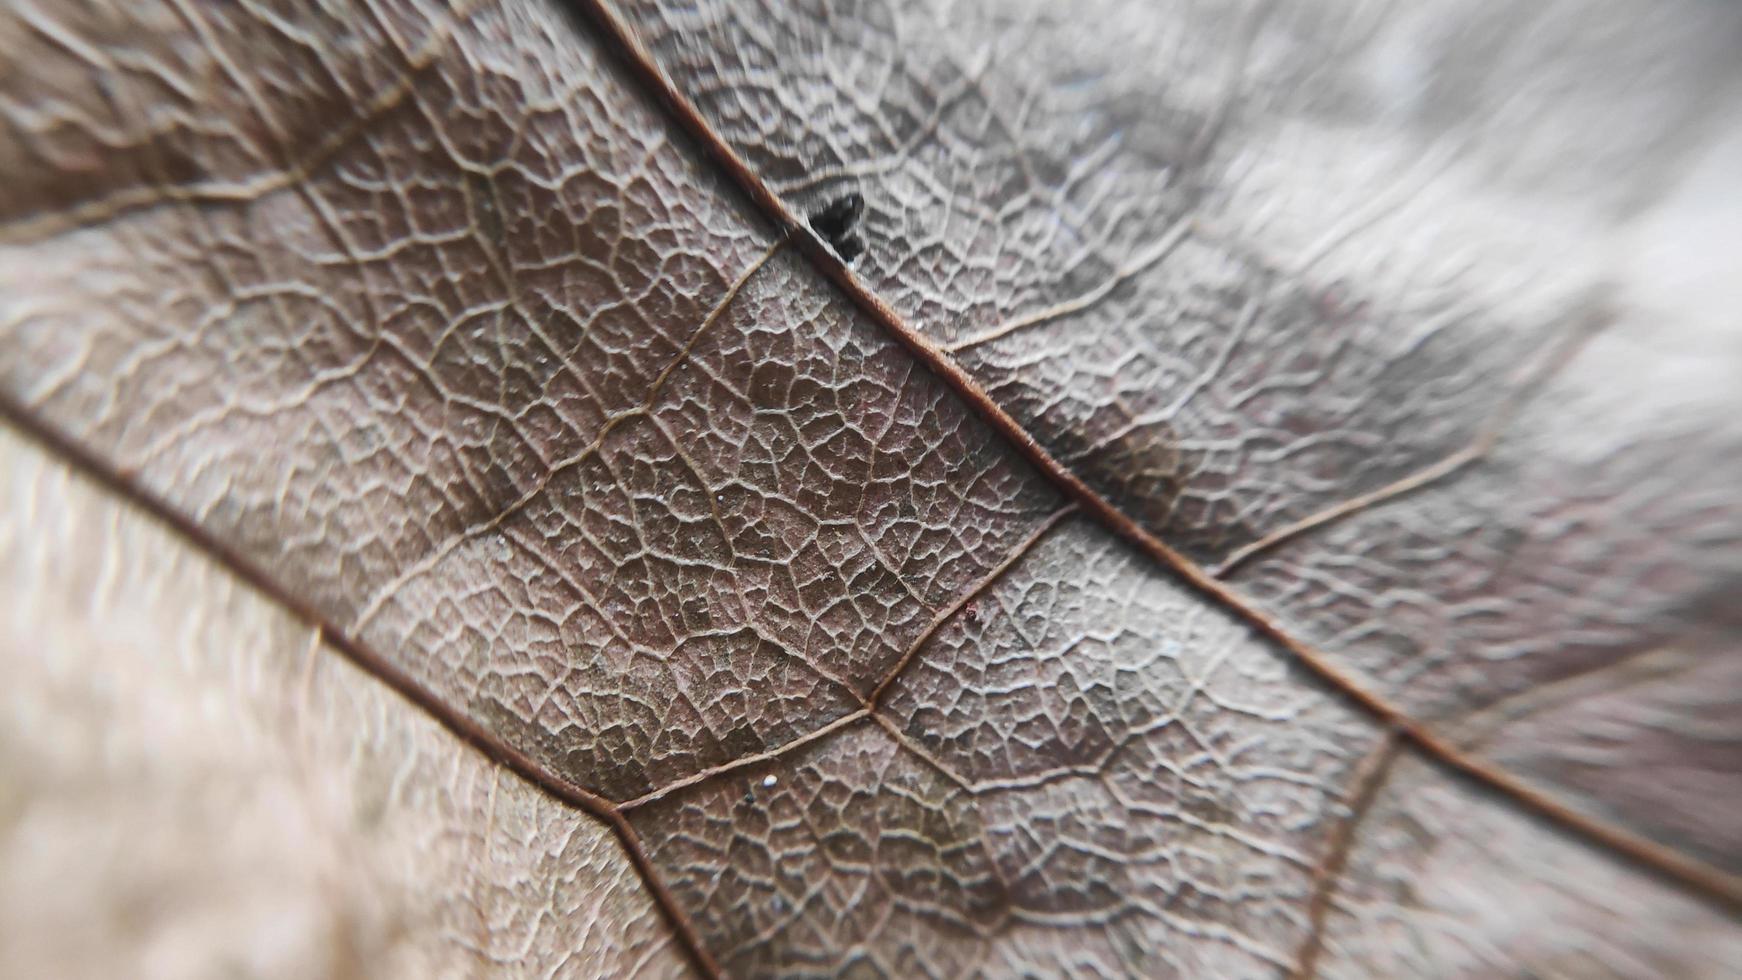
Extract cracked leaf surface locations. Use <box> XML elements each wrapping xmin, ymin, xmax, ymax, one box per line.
<box><xmin>1</xmin><ymin>0</ymin><xmax>1738</xmax><ymax>976</ymax></box>
<box><xmin>614</xmin><ymin>0</ymin><xmax>1742</xmax><ymax>915</ymax></box>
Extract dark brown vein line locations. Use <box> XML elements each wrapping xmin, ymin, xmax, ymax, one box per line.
<box><xmin>568</xmin><ymin>0</ymin><xmax>1742</xmax><ymax>912</ymax></box>
<box><xmin>941</xmin><ymin>216</ymin><xmax>1192</xmax><ymax>354</ymax></box>
<box><xmin>1293</xmin><ymin>730</ymin><xmax>1401</xmax><ymax>980</ymax></box>
<box><xmin>0</xmin><ymin>397</ymin><xmax>722</xmax><ymax>980</ymax></box>
<box><xmin>869</xmin><ymin>713</ymin><xmax>1112</xmax><ymax>801</ymax></box>
<box><xmin>869</xmin><ymin>712</ymin><xmax>975</xmax><ymax>793</ymax></box>
<box><xmin>867</xmin><ymin>502</ymin><xmax>1077</xmax><ymax>708</ymax></box>
<box><xmin>620</xmin><ymin>709</ymin><xmax>873</xmax><ymax>812</ymax></box>
<box><xmin>621</xmin><ymin>504</ymin><xmax>1077</xmax><ymax>813</ymax></box>
<box><xmin>1213</xmin><ymin>311</ymin><xmax>1608</xmax><ymax>577</ymax></box>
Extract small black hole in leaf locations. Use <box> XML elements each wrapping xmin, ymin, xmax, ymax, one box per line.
<box><xmin>809</xmin><ymin>191</ymin><xmax>866</xmax><ymax>262</ymax></box>
<box><xmin>808</xmin><ymin>191</ymin><xmax>864</xmax><ymax>241</ymax></box>
<box><xmin>833</xmin><ymin>232</ymin><xmax>864</xmax><ymax>264</ymax></box>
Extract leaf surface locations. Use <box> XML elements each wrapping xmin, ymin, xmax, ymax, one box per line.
<box><xmin>1</xmin><ymin>0</ymin><xmax>1737</xmax><ymax>976</ymax></box>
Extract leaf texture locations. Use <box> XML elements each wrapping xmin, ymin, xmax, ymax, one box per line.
<box><xmin>0</xmin><ymin>427</ymin><xmax>687</xmax><ymax>978</ymax></box>
<box><xmin>0</xmin><ymin>0</ymin><xmax>1738</xmax><ymax>977</ymax></box>
<box><xmin>606</xmin><ymin>0</ymin><xmax>1742</xmax><ymax>877</ymax></box>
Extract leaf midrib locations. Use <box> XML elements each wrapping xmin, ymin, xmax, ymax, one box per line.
<box><xmin>554</xmin><ymin>0</ymin><xmax>1742</xmax><ymax>914</ymax></box>
<box><xmin>9</xmin><ymin>1</ymin><xmax>1736</xmax><ymax>977</ymax></box>
<box><xmin>0</xmin><ymin>392</ymin><xmax>726</xmax><ymax>978</ymax></box>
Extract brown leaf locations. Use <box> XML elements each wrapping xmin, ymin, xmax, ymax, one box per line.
<box><xmin>2</xmin><ymin>0</ymin><xmax>1737</xmax><ymax>976</ymax></box>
